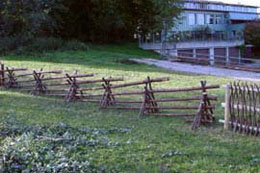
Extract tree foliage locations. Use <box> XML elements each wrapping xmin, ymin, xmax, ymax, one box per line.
<box><xmin>0</xmin><ymin>0</ymin><xmax>63</xmax><ymax>38</ymax></box>
<box><xmin>0</xmin><ymin>0</ymin><xmax>181</xmax><ymax>43</ymax></box>
<box><xmin>244</xmin><ymin>20</ymin><xmax>260</xmax><ymax>45</ymax></box>
<box><xmin>57</xmin><ymin>0</ymin><xmax>181</xmax><ymax>42</ymax></box>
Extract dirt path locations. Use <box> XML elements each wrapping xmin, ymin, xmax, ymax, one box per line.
<box><xmin>132</xmin><ymin>58</ymin><xmax>260</xmax><ymax>82</ymax></box>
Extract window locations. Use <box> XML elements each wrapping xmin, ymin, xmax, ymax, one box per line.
<box><xmin>206</xmin><ymin>15</ymin><xmax>210</xmax><ymax>24</ymax></box>
<box><xmin>181</xmin><ymin>16</ymin><xmax>187</xmax><ymax>25</ymax></box>
<box><xmin>200</xmin><ymin>3</ymin><xmax>207</xmax><ymax>9</ymax></box>
<box><xmin>197</xmin><ymin>14</ymin><xmax>205</xmax><ymax>25</ymax></box>
<box><xmin>224</xmin><ymin>14</ymin><xmax>229</xmax><ymax>24</ymax></box>
<box><xmin>206</xmin><ymin>14</ymin><xmax>215</xmax><ymax>24</ymax></box>
<box><xmin>188</xmin><ymin>14</ymin><xmax>195</xmax><ymax>25</ymax></box>
<box><xmin>215</xmin><ymin>14</ymin><xmax>222</xmax><ymax>24</ymax></box>
<box><xmin>232</xmin><ymin>30</ymin><xmax>236</xmax><ymax>37</ymax></box>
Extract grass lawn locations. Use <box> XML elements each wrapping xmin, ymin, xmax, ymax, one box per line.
<box><xmin>0</xmin><ymin>43</ymin><xmax>260</xmax><ymax>172</ymax></box>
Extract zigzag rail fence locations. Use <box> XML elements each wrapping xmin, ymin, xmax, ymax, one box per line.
<box><xmin>0</xmin><ymin>62</ymin><xmax>28</xmax><ymax>88</ymax></box>
<box><xmin>0</xmin><ymin>62</ymin><xmax>220</xmax><ymax>129</ymax></box>
<box><xmin>45</xmin><ymin>77</ymin><xmax>124</xmax><ymax>102</ymax></box>
<box><xmin>220</xmin><ymin>82</ymin><xmax>260</xmax><ymax>135</ymax></box>
<box><xmin>0</xmin><ymin>63</ymin><xmax>123</xmax><ymax>102</ymax></box>
<box><xmin>78</xmin><ymin>76</ymin><xmax>220</xmax><ymax>129</ymax></box>
<box><xmin>79</xmin><ymin>76</ymin><xmax>170</xmax><ymax>107</ymax></box>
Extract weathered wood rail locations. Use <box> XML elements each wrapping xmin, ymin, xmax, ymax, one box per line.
<box><xmin>0</xmin><ymin>62</ymin><xmax>220</xmax><ymax>130</ymax></box>
<box><xmin>79</xmin><ymin>76</ymin><xmax>219</xmax><ymax>129</ymax></box>
<box><xmin>0</xmin><ymin>63</ymin><xmax>28</xmax><ymax>88</ymax></box>
<box><xmin>81</xmin><ymin>77</ymin><xmax>170</xmax><ymax>107</ymax></box>
<box><xmin>0</xmin><ymin>63</ymin><xmax>125</xmax><ymax>102</ymax></box>
<box><xmin>46</xmin><ymin>77</ymin><xmax>124</xmax><ymax>102</ymax></box>
<box><xmin>220</xmin><ymin>82</ymin><xmax>260</xmax><ymax>135</ymax></box>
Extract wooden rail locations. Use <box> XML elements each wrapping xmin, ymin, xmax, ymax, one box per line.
<box><xmin>106</xmin><ymin>105</ymin><xmax>215</xmax><ymax>110</ymax></box>
<box><xmin>72</xmin><ymin>85</ymin><xmax>220</xmax><ymax>97</ymax></box>
<box><xmin>85</xmin><ymin>77</ymin><xmax>219</xmax><ymax>129</ymax></box>
<box><xmin>19</xmin><ymin>73</ymin><xmax>96</xmax><ymax>83</ymax></box>
<box><xmin>0</xmin><ymin>68</ymin><xmax>27</xmax><ymax>72</ymax></box>
<box><xmin>0</xmin><ymin>63</ymin><xmax>219</xmax><ymax>130</ymax></box>
<box><xmin>15</xmin><ymin>70</ymin><xmax>62</xmax><ymax>78</ymax></box>
<box><xmin>22</xmin><ymin>78</ymin><xmax>123</xmax><ymax>88</ymax></box>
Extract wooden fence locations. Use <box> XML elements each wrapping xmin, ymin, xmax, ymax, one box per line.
<box><xmin>0</xmin><ymin>63</ymin><xmax>123</xmax><ymax>102</ymax></box>
<box><xmin>0</xmin><ymin>62</ymin><xmax>221</xmax><ymax>129</ymax></box>
<box><xmin>46</xmin><ymin>76</ymin><xmax>124</xmax><ymax>102</ymax></box>
<box><xmin>0</xmin><ymin>63</ymin><xmax>29</xmax><ymax>87</ymax></box>
<box><xmin>220</xmin><ymin>82</ymin><xmax>260</xmax><ymax>135</ymax></box>
<box><xmin>79</xmin><ymin>77</ymin><xmax>220</xmax><ymax>129</ymax></box>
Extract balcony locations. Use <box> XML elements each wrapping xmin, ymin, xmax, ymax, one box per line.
<box><xmin>140</xmin><ymin>31</ymin><xmax>244</xmax><ymax>44</ymax></box>
<box><xmin>139</xmin><ymin>31</ymin><xmax>244</xmax><ymax>51</ymax></box>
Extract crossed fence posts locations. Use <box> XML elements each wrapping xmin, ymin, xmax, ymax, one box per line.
<box><xmin>4</xmin><ymin>61</ymin><xmax>260</xmax><ymax>135</ymax></box>
<box><xmin>0</xmin><ymin>62</ymin><xmax>221</xmax><ymax>130</ymax></box>
<box><xmin>139</xmin><ymin>78</ymin><xmax>160</xmax><ymax>116</ymax></box>
<box><xmin>191</xmin><ymin>81</ymin><xmax>216</xmax><ymax>129</ymax></box>
<box><xmin>0</xmin><ymin>64</ymin><xmax>27</xmax><ymax>88</ymax></box>
<box><xmin>98</xmin><ymin>76</ymin><xmax>219</xmax><ymax>129</ymax></box>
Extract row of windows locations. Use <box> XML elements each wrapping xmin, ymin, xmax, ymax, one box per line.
<box><xmin>186</xmin><ymin>13</ymin><xmax>228</xmax><ymax>25</ymax></box>
<box><xmin>184</xmin><ymin>2</ymin><xmax>257</xmax><ymax>13</ymax></box>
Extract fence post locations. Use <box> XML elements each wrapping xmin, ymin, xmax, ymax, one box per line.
<box><xmin>224</xmin><ymin>84</ymin><xmax>231</xmax><ymax>130</ymax></box>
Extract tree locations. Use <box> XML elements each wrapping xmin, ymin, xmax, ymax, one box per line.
<box><xmin>244</xmin><ymin>20</ymin><xmax>260</xmax><ymax>45</ymax></box>
<box><xmin>0</xmin><ymin>0</ymin><xmax>181</xmax><ymax>43</ymax></box>
<box><xmin>56</xmin><ymin>0</ymin><xmax>182</xmax><ymax>43</ymax></box>
<box><xmin>0</xmin><ymin>0</ymin><xmax>62</xmax><ymax>38</ymax></box>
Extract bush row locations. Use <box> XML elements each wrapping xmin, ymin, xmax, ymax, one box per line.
<box><xmin>0</xmin><ymin>37</ymin><xmax>89</xmax><ymax>55</ymax></box>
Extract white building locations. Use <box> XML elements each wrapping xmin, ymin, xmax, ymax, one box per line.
<box><xmin>140</xmin><ymin>0</ymin><xmax>260</xmax><ymax>65</ymax></box>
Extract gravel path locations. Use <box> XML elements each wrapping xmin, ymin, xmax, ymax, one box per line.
<box><xmin>132</xmin><ymin>58</ymin><xmax>260</xmax><ymax>82</ymax></box>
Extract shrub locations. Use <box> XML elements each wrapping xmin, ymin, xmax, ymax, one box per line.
<box><xmin>0</xmin><ymin>35</ymin><xmax>31</xmax><ymax>54</ymax></box>
<box><xmin>0</xmin><ymin>121</ymin><xmax>130</xmax><ymax>172</ymax></box>
<box><xmin>24</xmin><ymin>37</ymin><xmax>65</xmax><ymax>53</ymax></box>
<box><xmin>62</xmin><ymin>40</ymin><xmax>89</xmax><ymax>51</ymax></box>
<box><xmin>245</xmin><ymin>20</ymin><xmax>260</xmax><ymax>45</ymax></box>
<box><xmin>0</xmin><ymin>37</ymin><xmax>89</xmax><ymax>55</ymax></box>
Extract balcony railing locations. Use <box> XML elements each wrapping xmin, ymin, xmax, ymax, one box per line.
<box><xmin>139</xmin><ymin>31</ymin><xmax>244</xmax><ymax>44</ymax></box>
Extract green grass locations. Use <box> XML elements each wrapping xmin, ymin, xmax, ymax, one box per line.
<box><xmin>1</xmin><ymin>43</ymin><xmax>260</xmax><ymax>172</ymax></box>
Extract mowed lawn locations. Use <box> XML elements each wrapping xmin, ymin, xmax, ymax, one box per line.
<box><xmin>0</xmin><ymin>44</ymin><xmax>260</xmax><ymax>172</ymax></box>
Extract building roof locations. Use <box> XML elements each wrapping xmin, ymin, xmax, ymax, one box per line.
<box><xmin>185</xmin><ymin>0</ymin><xmax>259</xmax><ymax>8</ymax></box>
<box><xmin>229</xmin><ymin>12</ymin><xmax>259</xmax><ymax>20</ymax></box>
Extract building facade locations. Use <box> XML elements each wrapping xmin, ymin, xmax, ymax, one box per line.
<box><xmin>168</xmin><ymin>0</ymin><xmax>259</xmax><ymax>42</ymax></box>
<box><xmin>140</xmin><ymin>0</ymin><xmax>260</xmax><ymax>65</ymax></box>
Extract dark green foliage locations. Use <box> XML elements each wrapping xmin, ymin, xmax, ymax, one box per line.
<box><xmin>0</xmin><ymin>37</ymin><xmax>89</xmax><ymax>55</ymax></box>
<box><xmin>62</xmin><ymin>40</ymin><xmax>90</xmax><ymax>51</ymax></box>
<box><xmin>0</xmin><ymin>0</ymin><xmax>181</xmax><ymax>45</ymax></box>
<box><xmin>58</xmin><ymin>0</ymin><xmax>181</xmax><ymax>43</ymax></box>
<box><xmin>0</xmin><ymin>36</ymin><xmax>31</xmax><ymax>53</ymax></box>
<box><xmin>23</xmin><ymin>37</ymin><xmax>65</xmax><ymax>52</ymax></box>
<box><xmin>0</xmin><ymin>0</ymin><xmax>61</xmax><ymax>37</ymax></box>
<box><xmin>19</xmin><ymin>37</ymin><xmax>89</xmax><ymax>53</ymax></box>
<box><xmin>0</xmin><ymin>0</ymin><xmax>67</xmax><ymax>54</ymax></box>
<box><xmin>0</xmin><ymin>119</ymin><xmax>130</xmax><ymax>172</ymax></box>
<box><xmin>244</xmin><ymin>20</ymin><xmax>260</xmax><ymax>45</ymax></box>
